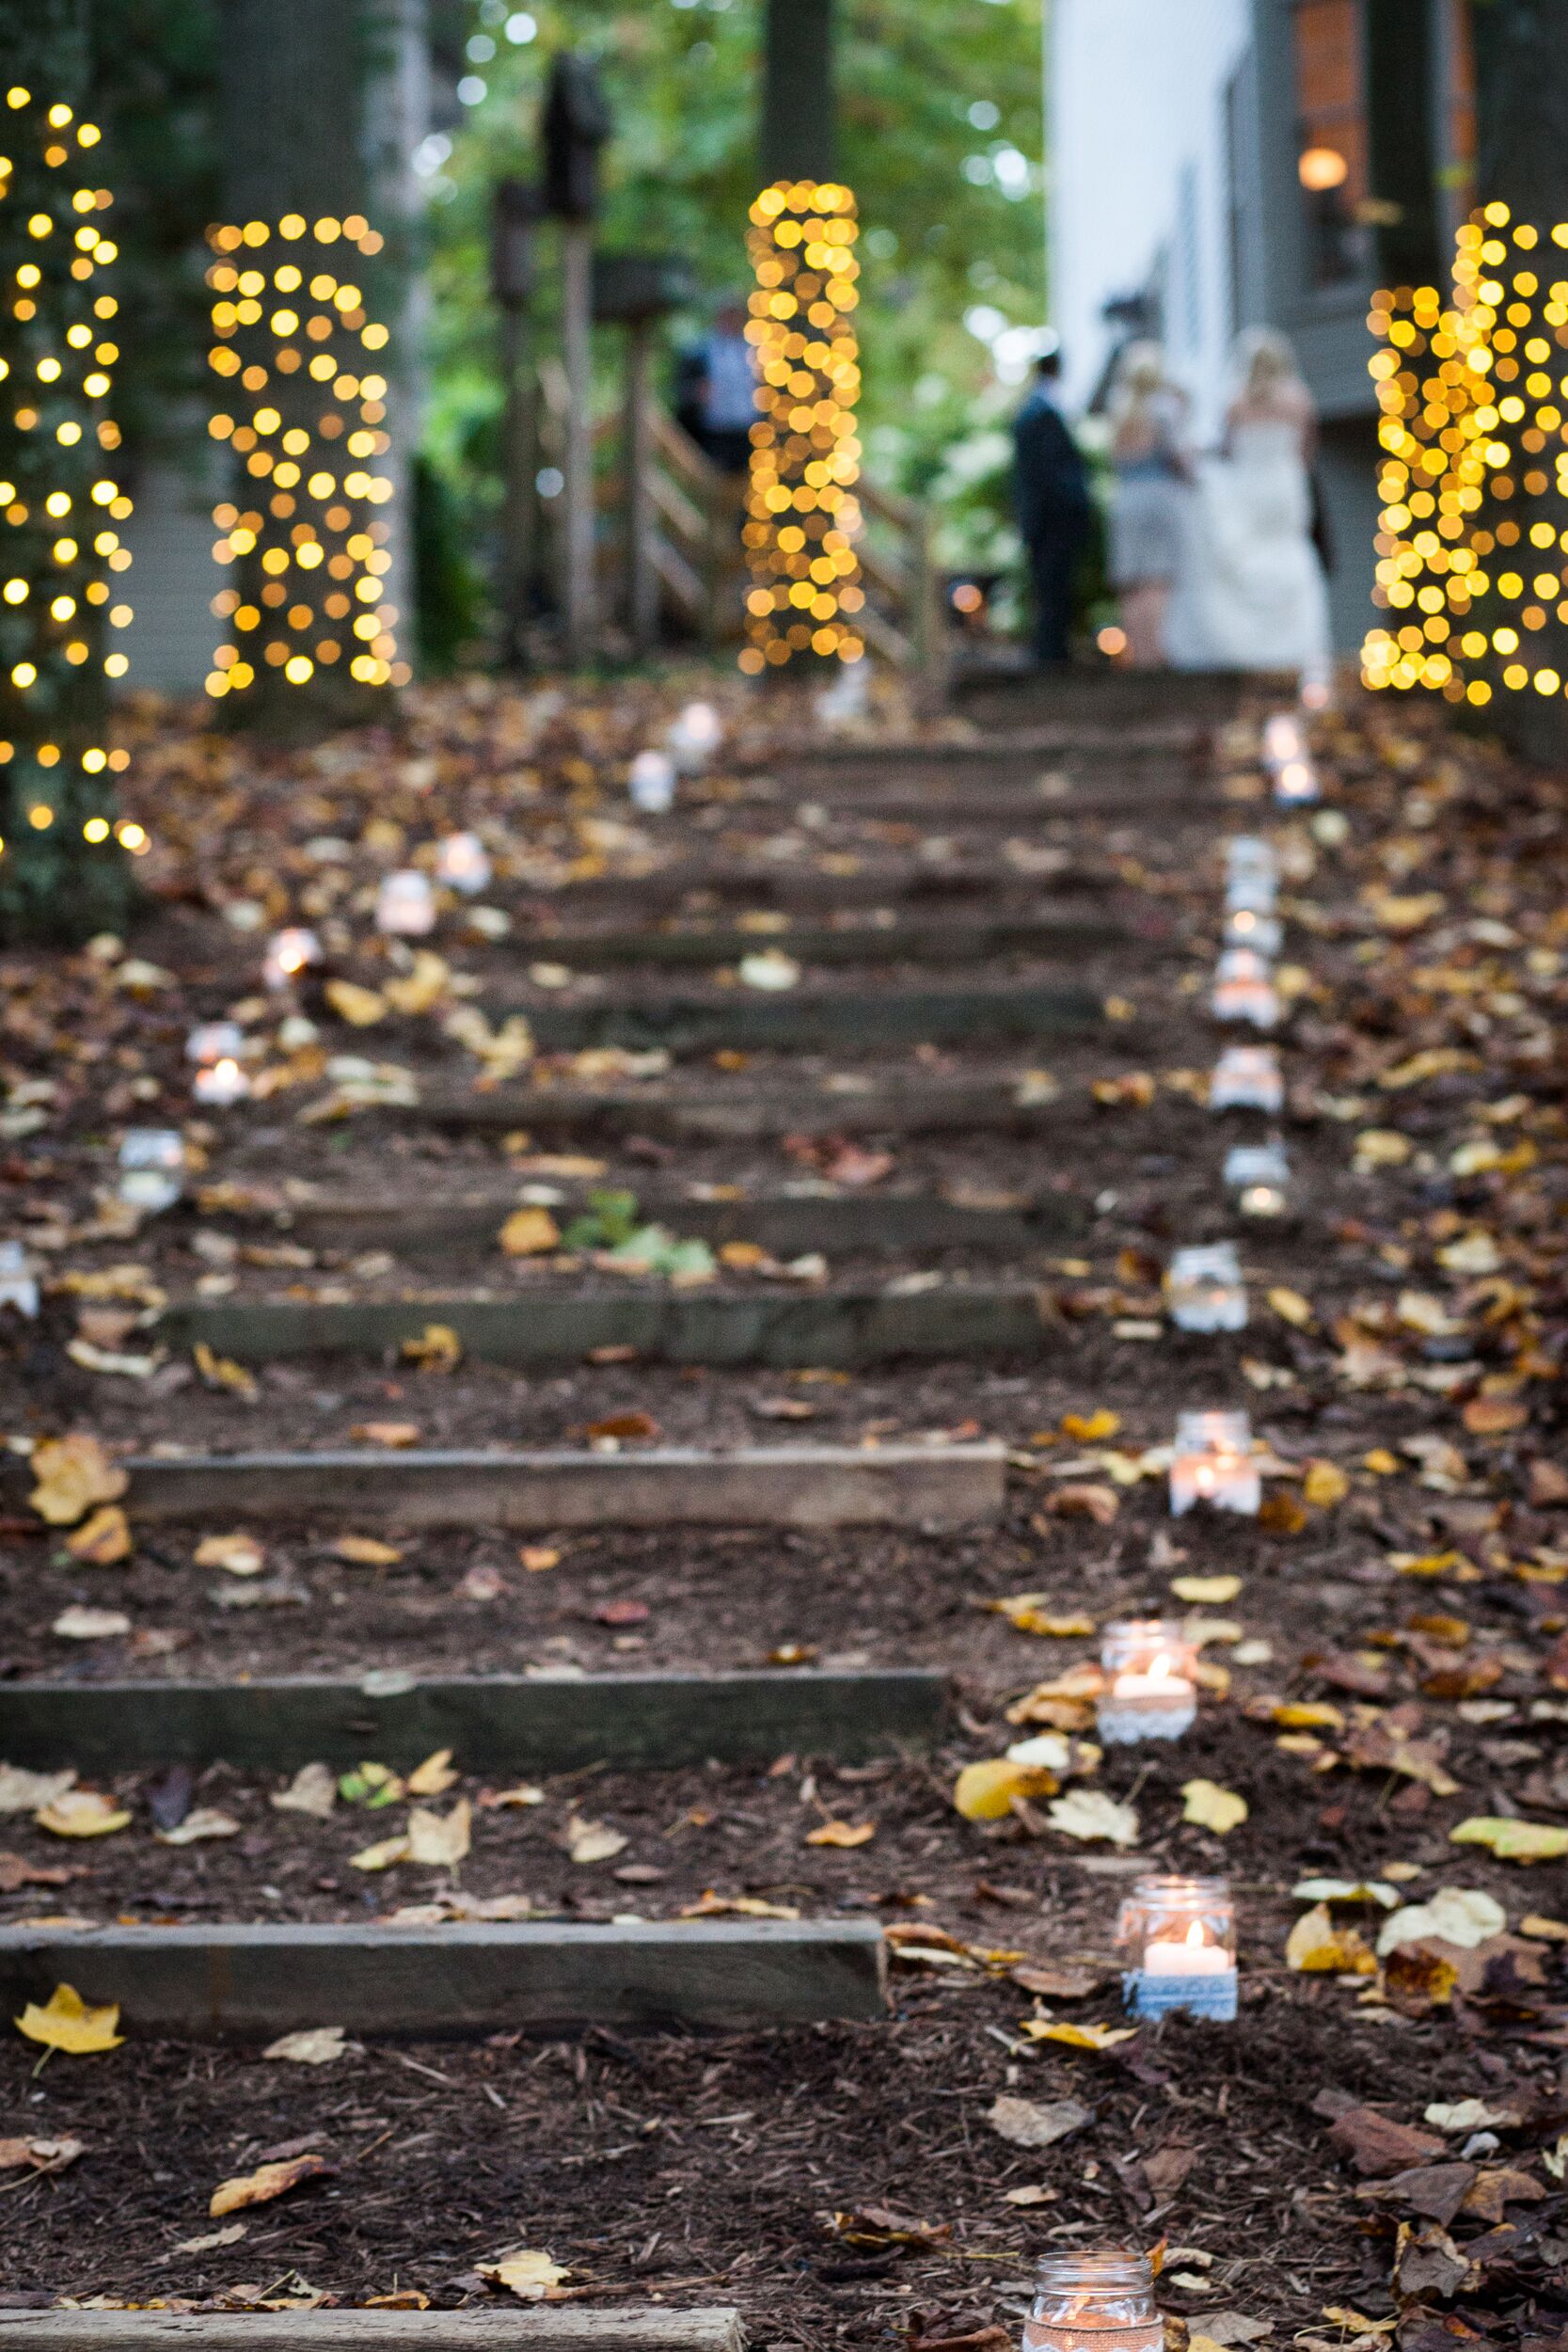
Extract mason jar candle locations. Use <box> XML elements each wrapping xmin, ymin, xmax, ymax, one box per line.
<box><xmin>1022</xmin><ymin>2249</ymin><xmax>1164</xmax><ymax>2352</ymax></box>
<box><xmin>263</xmin><ymin>926</ymin><xmax>323</xmax><ymax>991</ymax></box>
<box><xmin>375</xmin><ymin>868</ymin><xmax>436</xmax><ymax>936</ymax></box>
<box><xmin>1098</xmin><ymin>1620</ymin><xmax>1198</xmax><ymax>1745</ymax></box>
<box><xmin>1211</xmin><ymin>946</ymin><xmax>1279</xmax><ymax>1029</ymax></box>
<box><xmin>1169</xmin><ymin>1408</ymin><xmax>1259</xmax><ymax>1516</ymax></box>
<box><xmin>1165</xmin><ymin>1242</ymin><xmax>1247</xmax><ymax>1333</ymax></box>
<box><xmin>1117</xmin><ymin>1875</ymin><xmax>1237</xmax><ymax>2021</ymax></box>
<box><xmin>1209</xmin><ymin>1043</ymin><xmax>1282</xmax><ymax>1114</ymax></box>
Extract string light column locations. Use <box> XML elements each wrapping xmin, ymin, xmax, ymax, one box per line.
<box><xmin>0</xmin><ymin>69</ymin><xmax>138</xmax><ymax>938</ymax></box>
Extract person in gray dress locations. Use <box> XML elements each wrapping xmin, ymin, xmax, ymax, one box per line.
<box><xmin>1108</xmin><ymin>342</ymin><xmax>1192</xmax><ymax>667</ymax></box>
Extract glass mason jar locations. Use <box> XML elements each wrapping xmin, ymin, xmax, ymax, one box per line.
<box><xmin>1022</xmin><ymin>2249</ymin><xmax>1163</xmax><ymax>2352</ymax></box>
<box><xmin>1165</xmin><ymin>1242</ymin><xmax>1247</xmax><ymax>1332</ymax></box>
<box><xmin>1117</xmin><ymin>1874</ymin><xmax>1238</xmax><ymax>2021</ymax></box>
<box><xmin>1098</xmin><ymin>1619</ymin><xmax>1198</xmax><ymax>1744</ymax></box>
<box><xmin>1169</xmin><ymin>1408</ymin><xmax>1259</xmax><ymax>1517</ymax></box>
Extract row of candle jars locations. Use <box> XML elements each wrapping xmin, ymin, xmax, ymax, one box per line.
<box><xmin>1261</xmin><ymin>710</ymin><xmax>1321</xmax><ymax>805</ymax></box>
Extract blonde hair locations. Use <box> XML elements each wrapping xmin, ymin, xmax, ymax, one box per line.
<box><xmin>1111</xmin><ymin>340</ymin><xmax>1171</xmax><ymax>430</ymax></box>
<box><xmin>1235</xmin><ymin>326</ymin><xmax>1302</xmax><ymax>402</ymax></box>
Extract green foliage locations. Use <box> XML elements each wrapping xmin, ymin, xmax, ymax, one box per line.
<box><xmin>424</xmin><ymin>0</ymin><xmax>1046</xmax><ymax>589</ymax></box>
<box><xmin>562</xmin><ymin>1186</ymin><xmax>717</xmax><ymax>1279</ymax></box>
<box><xmin>562</xmin><ymin>1185</ymin><xmax>641</xmax><ymax>1249</ymax></box>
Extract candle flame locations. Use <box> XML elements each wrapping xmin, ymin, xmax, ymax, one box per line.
<box><xmin>1184</xmin><ymin>1919</ymin><xmax>1207</xmax><ymax>1947</ymax></box>
<box><xmin>1149</xmin><ymin>1652</ymin><xmax>1171</xmax><ymax>1683</ymax></box>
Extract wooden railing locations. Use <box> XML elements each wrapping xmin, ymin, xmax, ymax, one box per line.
<box><xmin>535</xmin><ymin>363</ymin><xmax>942</xmax><ymax>677</ymax></box>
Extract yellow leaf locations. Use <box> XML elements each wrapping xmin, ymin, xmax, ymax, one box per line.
<box><xmin>35</xmin><ymin>1788</ymin><xmax>131</xmax><ymax>1838</ymax></box>
<box><xmin>499</xmin><ymin>1206</ymin><xmax>561</xmax><ymax>1258</ymax></box>
<box><xmin>400</xmin><ymin>1322</ymin><xmax>463</xmax><ymax>1373</ymax></box>
<box><xmin>1061</xmin><ymin>1408</ymin><xmax>1120</xmax><ymax>1442</ymax></box>
<box><xmin>1048</xmin><ymin>1790</ymin><xmax>1140</xmax><ymax>1847</ymax></box>
<box><xmin>564</xmin><ymin>1814</ymin><xmax>626</xmax><ymax>1865</ymax></box>
<box><xmin>805</xmin><ymin>1819</ymin><xmax>876</xmax><ymax>1848</ymax></box>
<box><xmin>325</xmin><ymin>977</ymin><xmax>388</xmax><ymax>1027</ymax></box>
<box><xmin>479</xmin><ymin>2250</ymin><xmax>569</xmax><ymax>2302</ymax></box>
<box><xmin>14</xmin><ymin>1982</ymin><xmax>122</xmax><ymax>2054</ymax></box>
<box><xmin>28</xmin><ymin>1433</ymin><xmax>127</xmax><ymax>1526</ymax></box>
<box><xmin>63</xmin><ymin>1504</ymin><xmax>132</xmax><ymax>1565</ymax></box>
<box><xmin>1171</xmin><ymin>1573</ymin><xmax>1242</xmax><ymax>1603</ymax></box>
<box><xmin>1268</xmin><ymin>1286</ymin><xmax>1314</xmax><ymax>1328</ymax></box>
<box><xmin>406</xmin><ymin>1799</ymin><xmax>471</xmax><ymax>1867</ymax></box>
<box><xmin>1181</xmin><ymin>1779</ymin><xmax>1248</xmax><ymax>1834</ymax></box>
<box><xmin>194</xmin><ymin>1532</ymin><xmax>266</xmax><ymax>1578</ymax></box>
<box><xmin>349</xmin><ymin>1835</ymin><xmax>411</xmax><ymax>1872</ymax></box>
<box><xmin>520</xmin><ymin>1545</ymin><xmax>560</xmax><ymax>1572</ymax></box>
<box><xmin>383</xmin><ymin>952</ymin><xmax>451</xmax><ymax>1017</ymax></box>
<box><xmin>350</xmin><ymin>1420</ymin><xmax>422</xmax><ymax>1448</ymax></box>
<box><xmin>405</xmin><ymin>1749</ymin><xmax>459</xmax><ymax>1798</ymax></box>
<box><xmin>210</xmin><ymin>2153</ymin><xmax>332</xmax><ymax>2217</ymax></box>
<box><xmin>953</xmin><ymin>1759</ymin><xmax>1058</xmax><ymax>1821</ymax></box>
<box><xmin>1019</xmin><ymin>2020</ymin><xmax>1137</xmax><ymax>2050</ymax></box>
<box><xmin>1354</xmin><ymin>1128</ymin><xmax>1412</xmax><ymax>1168</ymax></box>
<box><xmin>1285</xmin><ymin>1902</ymin><xmax>1376</xmax><ymax>1974</ymax></box>
<box><xmin>1450</xmin><ymin>1817</ymin><xmax>1568</xmax><ymax>1864</ymax></box>
<box><xmin>988</xmin><ymin>1595</ymin><xmax>1096</xmax><ymax>1638</ymax></box>
<box><xmin>1304</xmin><ymin>1459</ymin><xmax>1349</xmax><ymax>1508</ymax></box>
<box><xmin>333</xmin><ymin>1534</ymin><xmax>404</xmax><ymax>1565</ymax></box>
<box><xmin>1522</xmin><ymin>1914</ymin><xmax>1568</xmax><ymax>1941</ymax></box>
<box><xmin>1363</xmin><ymin>1448</ymin><xmax>1401</xmax><ymax>1474</ymax></box>
<box><xmin>1270</xmin><ymin>1701</ymin><xmax>1344</xmax><ymax>1729</ymax></box>
<box><xmin>193</xmin><ymin>1342</ymin><xmax>258</xmax><ymax>1399</ymax></box>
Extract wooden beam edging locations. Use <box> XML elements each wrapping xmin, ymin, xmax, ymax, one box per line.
<box><xmin>158</xmin><ymin>1288</ymin><xmax>1055</xmax><ymax>1369</ymax></box>
<box><xmin>0</xmin><ymin>1668</ymin><xmax>949</xmax><ymax>1772</ymax></box>
<box><xmin>0</xmin><ymin>1919</ymin><xmax>890</xmax><ymax>2036</ymax></box>
<box><xmin>0</xmin><ymin>2320</ymin><xmax>746</xmax><ymax>2352</ymax></box>
<box><xmin>407</xmin><ymin>1079</ymin><xmax>1075</xmax><ymax>1142</ymax></box>
<box><xmin>515</xmin><ymin>980</ymin><xmax>1107</xmax><ymax>1055</ymax></box>
<box><xmin>481</xmin><ymin>911</ymin><xmax>1127</xmax><ymax>970</ymax></box>
<box><xmin>58</xmin><ymin>1442</ymin><xmax>1006</xmax><ymax>1530</ymax></box>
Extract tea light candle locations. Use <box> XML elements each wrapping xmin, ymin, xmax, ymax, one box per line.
<box><xmin>262</xmin><ymin>926</ymin><xmax>323</xmax><ymax>991</ymax></box>
<box><xmin>666</xmin><ymin>700</ymin><xmax>723</xmax><ymax>772</ymax></box>
<box><xmin>1225</xmin><ymin>1138</ymin><xmax>1290</xmax><ymax>1219</ymax></box>
<box><xmin>1169</xmin><ymin>1407</ymin><xmax>1259</xmax><ymax>1516</ymax></box>
<box><xmin>0</xmin><ymin>1239</ymin><xmax>40</xmax><ymax>1318</ymax></box>
<box><xmin>185</xmin><ymin>1020</ymin><xmax>244</xmax><ymax>1068</ymax></box>
<box><xmin>376</xmin><ymin>869</ymin><xmax>436</xmax><ymax>936</ymax></box>
<box><xmin>1209</xmin><ymin>1043</ymin><xmax>1283</xmax><ymax>1114</ymax></box>
<box><xmin>118</xmin><ymin>1127</ymin><xmax>186</xmax><ymax>1214</ymax></box>
<box><xmin>435</xmin><ymin>832</ymin><xmax>492</xmax><ymax>894</ymax></box>
<box><xmin>1098</xmin><ymin>1620</ymin><xmax>1198</xmax><ymax>1744</ymax></box>
<box><xmin>192</xmin><ymin>1056</ymin><xmax>251</xmax><ymax>1106</ymax></box>
<box><xmin>1212</xmin><ymin>946</ymin><xmax>1279</xmax><ymax>1029</ymax></box>
<box><xmin>1022</xmin><ymin>2249</ymin><xmax>1163</xmax><ymax>2352</ymax></box>
<box><xmin>628</xmin><ymin>749</ymin><xmax>677</xmax><ymax>813</ymax></box>
<box><xmin>1165</xmin><ymin>1242</ymin><xmax>1247</xmax><ymax>1333</ymax></box>
<box><xmin>1224</xmin><ymin>905</ymin><xmax>1282</xmax><ymax>957</ymax></box>
<box><xmin>1117</xmin><ymin>1875</ymin><xmax>1237</xmax><ymax>2021</ymax></box>
<box><xmin>1261</xmin><ymin>712</ymin><xmax>1304</xmax><ymax>769</ymax></box>
<box><xmin>1275</xmin><ymin>755</ymin><xmax>1321</xmax><ymax>805</ymax></box>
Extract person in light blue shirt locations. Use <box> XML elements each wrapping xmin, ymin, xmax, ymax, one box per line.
<box><xmin>676</xmin><ymin>299</ymin><xmax>759</xmax><ymax>475</ymax></box>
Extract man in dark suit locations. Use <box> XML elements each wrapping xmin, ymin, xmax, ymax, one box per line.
<box><xmin>1013</xmin><ymin>343</ymin><xmax>1091</xmax><ymax>669</ymax></box>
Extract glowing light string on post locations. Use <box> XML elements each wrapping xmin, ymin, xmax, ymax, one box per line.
<box><xmin>740</xmin><ymin>179</ymin><xmax>865</xmax><ymax>674</ymax></box>
<box><xmin>0</xmin><ymin>81</ymin><xmax>136</xmax><ymax>862</ymax></box>
<box><xmin>203</xmin><ymin>211</ymin><xmax>408</xmax><ymax>702</ymax></box>
<box><xmin>1363</xmin><ymin>202</ymin><xmax>1568</xmax><ymax>707</ymax></box>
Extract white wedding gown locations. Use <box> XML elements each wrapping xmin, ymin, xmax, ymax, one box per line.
<box><xmin>1167</xmin><ymin>419</ymin><xmax>1331</xmax><ymax>673</ymax></box>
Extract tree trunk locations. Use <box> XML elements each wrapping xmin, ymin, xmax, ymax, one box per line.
<box><xmin>0</xmin><ymin>0</ymin><xmax>138</xmax><ymax>941</ymax></box>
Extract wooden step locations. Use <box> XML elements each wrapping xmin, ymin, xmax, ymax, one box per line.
<box><xmin>508</xmin><ymin>860</ymin><xmax>1114</xmax><ymax>912</ymax></box>
<box><xmin>514</xmin><ymin>979</ymin><xmax>1107</xmax><ymax>1055</ymax></box>
<box><xmin>0</xmin><ymin>1917</ymin><xmax>889</xmax><ymax>2035</ymax></box>
<box><xmin>36</xmin><ymin>1442</ymin><xmax>1005</xmax><ymax>1529</ymax></box>
<box><xmin>750</xmin><ymin>720</ymin><xmax>1203</xmax><ymax>767</ymax></box>
<box><xmin>1</xmin><ymin>1667</ymin><xmax>948</xmax><ymax>1772</ymax></box>
<box><xmin>0</xmin><ymin>2317</ymin><xmax>746</xmax><ymax>2352</ymax></box>
<box><xmin>217</xmin><ymin>1184</ymin><xmax>1085</xmax><ymax>1259</ymax></box>
<box><xmin>406</xmin><ymin>1075</ymin><xmax>1083</xmax><ymax>1142</ymax></box>
<box><xmin>160</xmin><ymin>1285</ymin><xmax>1054</xmax><ymax>1369</ymax></box>
<box><xmin>489</xmin><ymin>909</ymin><xmax>1128</xmax><ymax>971</ymax></box>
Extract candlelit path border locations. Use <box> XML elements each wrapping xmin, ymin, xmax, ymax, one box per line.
<box><xmin>479</xmin><ymin>911</ymin><xmax>1129</xmax><ymax>973</ymax></box>
<box><xmin>482</xmin><ymin>982</ymin><xmax>1108</xmax><ymax>1057</ymax></box>
<box><xmin>218</xmin><ymin>1184</ymin><xmax>1086</xmax><ymax>1258</ymax></box>
<box><xmin>400</xmin><ymin>1076</ymin><xmax>1100</xmax><ymax>1144</ymax></box>
<box><xmin>160</xmin><ymin>1286</ymin><xmax>1065</xmax><ymax>1370</ymax></box>
<box><xmin>0</xmin><ymin>1920</ymin><xmax>888</xmax><ymax>2037</ymax></box>
<box><xmin>0</xmin><ymin>2317</ymin><xmax>746</xmax><ymax>2352</ymax></box>
<box><xmin>0</xmin><ymin>1668</ymin><xmax>947</xmax><ymax>1773</ymax></box>
<box><xmin>5</xmin><ymin>1443</ymin><xmax>1004</xmax><ymax>1530</ymax></box>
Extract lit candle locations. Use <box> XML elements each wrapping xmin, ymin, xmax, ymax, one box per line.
<box><xmin>118</xmin><ymin>1127</ymin><xmax>186</xmax><ymax>1214</ymax></box>
<box><xmin>435</xmin><ymin>831</ymin><xmax>492</xmax><ymax>894</ymax></box>
<box><xmin>1098</xmin><ymin>1620</ymin><xmax>1198</xmax><ymax>1744</ymax></box>
<box><xmin>192</xmin><ymin>1056</ymin><xmax>251</xmax><ymax>1106</ymax></box>
<box><xmin>1225</xmin><ymin>1138</ymin><xmax>1291</xmax><ymax>1219</ymax></box>
<box><xmin>1117</xmin><ymin>1876</ymin><xmax>1237</xmax><ymax>2021</ymax></box>
<box><xmin>263</xmin><ymin>926</ymin><xmax>323</xmax><ymax>991</ymax></box>
<box><xmin>0</xmin><ymin>1239</ymin><xmax>39</xmax><ymax>1319</ymax></box>
<box><xmin>1022</xmin><ymin>2249</ymin><xmax>1163</xmax><ymax>2352</ymax></box>
<box><xmin>1165</xmin><ymin>1242</ymin><xmax>1247</xmax><ymax>1333</ymax></box>
<box><xmin>1261</xmin><ymin>712</ymin><xmax>1303</xmax><ymax>768</ymax></box>
<box><xmin>627</xmin><ymin>748</ymin><xmax>677</xmax><ymax>813</ymax></box>
<box><xmin>1224</xmin><ymin>906</ymin><xmax>1282</xmax><ymax>956</ymax></box>
<box><xmin>1211</xmin><ymin>947</ymin><xmax>1279</xmax><ymax>1029</ymax></box>
<box><xmin>376</xmin><ymin>869</ymin><xmax>436</xmax><ymax>936</ymax></box>
<box><xmin>185</xmin><ymin>1020</ymin><xmax>244</xmax><ymax>1068</ymax></box>
<box><xmin>1275</xmin><ymin>755</ymin><xmax>1321</xmax><ymax>805</ymax></box>
<box><xmin>1209</xmin><ymin>1043</ymin><xmax>1283</xmax><ymax>1114</ymax></box>
<box><xmin>1169</xmin><ymin>1408</ymin><xmax>1259</xmax><ymax>1516</ymax></box>
<box><xmin>666</xmin><ymin>699</ymin><xmax>723</xmax><ymax>773</ymax></box>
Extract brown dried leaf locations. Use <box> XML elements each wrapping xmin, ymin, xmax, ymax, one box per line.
<box><xmin>209</xmin><ymin>2153</ymin><xmax>333</xmax><ymax>2217</ymax></box>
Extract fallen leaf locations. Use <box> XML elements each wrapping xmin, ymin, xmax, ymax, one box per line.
<box><xmin>0</xmin><ymin>1767</ymin><xmax>74</xmax><ymax>1814</ymax></box>
<box><xmin>565</xmin><ymin>1814</ymin><xmax>626</xmax><ymax>1865</ymax></box>
<box><xmin>1450</xmin><ymin>1817</ymin><xmax>1568</xmax><ymax>1863</ymax></box>
<box><xmin>262</xmin><ymin>2026</ymin><xmax>353</xmax><ymax>2066</ymax></box>
<box><xmin>271</xmin><ymin>1762</ymin><xmax>336</xmax><ymax>1819</ymax></box>
<box><xmin>401</xmin><ymin>1323</ymin><xmax>463</xmax><ymax>1373</ymax></box>
<box><xmin>988</xmin><ymin>2094</ymin><xmax>1092</xmax><ymax>2148</ymax></box>
<box><xmin>1048</xmin><ymin>1790</ymin><xmax>1139</xmax><ymax>1847</ymax></box>
<box><xmin>14</xmin><ymin>1983</ymin><xmax>122</xmax><ymax>2054</ymax></box>
<box><xmin>1304</xmin><ymin>1460</ymin><xmax>1350</xmax><ymax>1507</ymax></box>
<box><xmin>953</xmin><ymin>1759</ymin><xmax>1060</xmax><ymax>1821</ymax></box>
<box><xmin>29</xmin><ymin>1434</ymin><xmax>127</xmax><ymax>1526</ymax></box>
<box><xmin>63</xmin><ymin>1505</ymin><xmax>132</xmax><ymax>1565</ymax></box>
<box><xmin>35</xmin><ymin>1788</ymin><xmax>131</xmax><ymax>1838</ymax></box>
<box><xmin>325</xmin><ymin>978</ymin><xmax>388</xmax><ymax>1027</ymax></box>
<box><xmin>51</xmin><ymin>1604</ymin><xmax>130</xmax><ymax>1642</ymax></box>
<box><xmin>333</xmin><ymin>1534</ymin><xmax>404</xmax><ymax>1566</ymax></box>
<box><xmin>0</xmin><ymin>2136</ymin><xmax>83</xmax><ymax>2173</ymax></box>
<box><xmin>520</xmin><ymin>1545</ymin><xmax>560</xmax><ymax>1572</ymax></box>
<box><xmin>405</xmin><ymin>1749</ymin><xmax>459</xmax><ymax>1798</ymax></box>
<box><xmin>155</xmin><ymin>1806</ymin><xmax>241</xmax><ymax>1847</ymax></box>
<box><xmin>1463</xmin><ymin>1396</ymin><xmax>1528</xmax><ymax>1437</ymax></box>
<box><xmin>349</xmin><ymin>1834</ymin><xmax>411</xmax><ymax>1872</ymax></box>
<box><xmin>192</xmin><ymin>1342</ymin><xmax>258</xmax><ymax>1399</ymax></box>
<box><xmin>499</xmin><ymin>1206</ymin><xmax>561</xmax><ymax>1258</ymax></box>
<box><xmin>406</xmin><ymin>1800</ymin><xmax>471</xmax><ymax>1868</ymax></box>
<box><xmin>1048</xmin><ymin>1483</ymin><xmax>1119</xmax><ymax>1525</ymax></box>
<box><xmin>1172</xmin><ymin>1574</ymin><xmax>1242</xmax><ymax>1603</ymax></box>
<box><xmin>1378</xmin><ymin>1888</ymin><xmax>1505</xmax><ymax>1955</ymax></box>
<box><xmin>585</xmin><ymin>1410</ymin><xmax>661</xmax><ymax>1441</ymax></box>
<box><xmin>1020</xmin><ymin>2020</ymin><xmax>1137</xmax><ymax>2050</ymax></box>
<box><xmin>805</xmin><ymin>1819</ymin><xmax>876</xmax><ymax>1848</ymax></box>
<box><xmin>349</xmin><ymin>1422</ymin><xmax>421</xmax><ymax>1448</ymax></box>
<box><xmin>1182</xmin><ymin>1780</ymin><xmax>1248</xmax><ymax>1834</ymax></box>
<box><xmin>194</xmin><ymin>1532</ymin><xmax>266</xmax><ymax>1578</ymax></box>
<box><xmin>173</xmin><ymin>2224</ymin><xmax>247</xmax><ymax>2255</ymax></box>
<box><xmin>1286</xmin><ymin>1903</ymin><xmax>1376</xmax><ymax>1974</ymax></box>
<box><xmin>479</xmin><ymin>2249</ymin><xmax>569</xmax><ymax>2302</ymax></box>
<box><xmin>1325</xmin><ymin>2103</ymin><xmax>1446</xmax><ymax>2177</ymax></box>
<box><xmin>1062</xmin><ymin>1409</ymin><xmax>1121</xmax><ymax>1442</ymax></box>
<box><xmin>210</xmin><ymin>2153</ymin><xmax>333</xmax><ymax>2217</ymax></box>
<box><xmin>1269</xmin><ymin>1286</ymin><xmax>1314</xmax><ymax>1327</ymax></box>
<box><xmin>1259</xmin><ymin>1491</ymin><xmax>1307</xmax><ymax>1535</ymax></box>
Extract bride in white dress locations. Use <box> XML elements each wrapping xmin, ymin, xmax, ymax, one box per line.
<box><xmin>1168</xmin><ymin>329</ymin><xmax>1331</xmax><ymax>675</ymax></box>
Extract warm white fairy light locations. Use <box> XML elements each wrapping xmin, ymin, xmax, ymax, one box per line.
<box><xmin>740</xmin><ymin>179</ymin><xmax>865</xmax><ymax>673</ymax></box>
<box><xmin>203</xmin><ymin>211</ymin><xmax>407</xmax><ymax>700</ymax></box>
<box><xmin>0</xmin><ymin>83</ymin><xmax>135</xmax><ymax>851</ymax></box>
